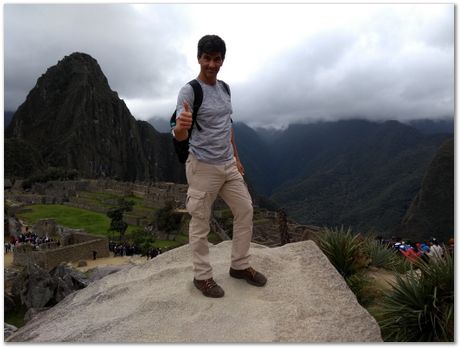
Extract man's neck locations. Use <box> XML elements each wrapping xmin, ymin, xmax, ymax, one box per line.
<box><xmin>197</xmin><ymin>73</ymin><xmax>217</xmax><ymax>85</ymax></box>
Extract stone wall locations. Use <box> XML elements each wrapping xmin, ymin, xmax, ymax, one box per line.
<box><xmin>5</xmin><ymin>179</ymin><xmax>190</xmax><ymax>211</ymax></box>
<box><xmin>13</xmin><ymin>231</ymin><xmax>109</xmax><ymax>270</ymax></box>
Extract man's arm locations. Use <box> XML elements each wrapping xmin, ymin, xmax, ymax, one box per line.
<box><xmin>231</xmin><ymin>127</ymin><xmax>245</xmax><ymax>176</ymax></box>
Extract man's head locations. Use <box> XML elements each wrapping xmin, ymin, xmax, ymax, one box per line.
<box><xmin>197</xmin><ymin>35</ymin><xmax>226</xmax><ymax>60</ymax></box>
<box><xmin>197</xmin><ymin>35</ymin><xmax>226</xmax><ymax>84</ymax></box>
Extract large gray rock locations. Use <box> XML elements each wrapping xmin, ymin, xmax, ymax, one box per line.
<box><xmin>88</xmin><ymin>264</ymin><xmax>134</xmax><ymax>282</ymax></box>
<box><xmin>7</xmin><ymin>241</ymin><xmax>382</xmax><ymax>343</ymax></box>
<box><xmin>11</xmin><ymin>262</ymin><xmax>89</xmax><ymax>309</ymax></box>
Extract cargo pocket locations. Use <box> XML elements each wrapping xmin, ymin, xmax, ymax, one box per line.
<box><xmin>186</xmin><ymin>188</ymin><xmax>208</xmax><ymax>220</ymax></box>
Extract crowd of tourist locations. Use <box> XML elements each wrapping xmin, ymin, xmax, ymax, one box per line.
<box><xmin>378</xmin><ymin>236</ymin><xmax>454</xmax><ymax>263</ymax></box>
<box><xmin>5</xmin><ymin>229</ymin><xmax>60</xmax><ymax>252</ymax></box>
<box><xmin>108</xmin><ymin>241</ymin><xmax>164</xmax><ymax>259</ymax></box>
<box><xmin>109</xmin><ymin>242</ymin><xmax>141</xmax><ymax>257</ymax></box>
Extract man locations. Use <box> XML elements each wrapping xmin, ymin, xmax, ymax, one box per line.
<box><xmin>172</xmin><ymin>35</ymin><xmax>267</xmax><ymax>298</ymax></box>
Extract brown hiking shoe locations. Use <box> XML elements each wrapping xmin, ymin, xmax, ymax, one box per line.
<box><xmin>193</xmin><ymin>278</ymin><xmax>225</xmax><ymax>298</ymax></box>
<box><xmin>229</xmin><ymin>267</ymin><xmax>267</xmax><ymax>287</ymax></box>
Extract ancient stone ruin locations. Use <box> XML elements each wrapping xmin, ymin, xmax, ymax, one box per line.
<box><xmin>12</xmin><ymin>219</ymin><xmax>109</xmax><ymax>270</ymax></box>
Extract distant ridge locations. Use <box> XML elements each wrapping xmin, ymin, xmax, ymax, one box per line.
<box><xmin>396</xmin><ymin>138</ymin><xmax>454</xmax><ymax>242</ymax></box>
<box><xmin>234</xmin><ymin>119</ymin><xmax>452</xmax><ymax>238</ymax></box>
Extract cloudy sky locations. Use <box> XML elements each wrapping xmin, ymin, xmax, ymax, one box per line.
<box><xmin>4</xmin><ymin>3</ymin><xmax>454</xmax><ymax>129</ymax></box>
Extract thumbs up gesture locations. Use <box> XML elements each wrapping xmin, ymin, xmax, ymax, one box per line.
<box><xmin>176</xmin><ymin>101</ymin><xmax>193</xmax><ymax>131</ymax></box>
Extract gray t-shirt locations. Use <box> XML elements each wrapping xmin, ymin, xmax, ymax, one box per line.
<box><xmin>176</xmin><ymin>79</ymin><xmax>234</xmax><ymax>164</ymax></box>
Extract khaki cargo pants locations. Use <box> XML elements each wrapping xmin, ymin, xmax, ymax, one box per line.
<box><xmin>185</xmin><ymin>153</ymin><xmax>253</xmax><ymax>280</ymax></box>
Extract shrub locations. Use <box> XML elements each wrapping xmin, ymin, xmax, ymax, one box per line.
<box><xmin>375</xmin><ymin>249</ymin><xmax>454</xmax><ymax>342</ymax></box>
<box><xmin>363</xmin><ymin>238</ymin><xmax>409</xmax><ymax>271</ymax></box>
<box><xmin>316</xmin><ymin>226</ymin><xmax>369</xmax><ymax>278</ymax></box>
<box><xmin>155</xmin><ymin>201</ymin><xmax>182</xmax><ymax>235</ymax></box>
<box><xmin>345</xmin><ymin>272</ymin><xmax>377</xmax><ymax>307</ymax></box>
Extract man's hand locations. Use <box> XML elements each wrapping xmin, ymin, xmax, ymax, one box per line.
<box><xmin>174</xmin><ymin>101</ymin><xmax>192</xmax><ymax>141</ymax></box>
<box><xmin>177</xmin><ymin>101</ymin><xmax>193</xmax><ymax>131</ymax></box>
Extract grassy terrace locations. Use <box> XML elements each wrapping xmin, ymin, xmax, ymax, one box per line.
<box><xmin>17</xmin><ymin>205</ymin><xmax>110</xmax><ymax>236</ymax></box>
<box><xmin>15</xmin><ymin>202</ymin><xmax>222</xmax><ymax>250</ymax></box>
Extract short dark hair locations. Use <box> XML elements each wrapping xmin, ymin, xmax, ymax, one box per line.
<box><xmin>197</xmin><ymin>35</ymin><xmax>226</xmax><ymax>59</ymax></box>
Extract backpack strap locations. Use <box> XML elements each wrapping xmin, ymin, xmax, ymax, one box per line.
<box><xmin>218</xmin><ymin>80</ymin><xmax>232</xmax><ymax>123</ymax></box>
<box><xmin>188</xmin><ymin>79</ymin><xmax>203</xmax><ymax>132</ymax></box>
<box><xmin>219</xmin><ymin>80</ymin><xmax>231</xmax><ymax>97</ymax></box>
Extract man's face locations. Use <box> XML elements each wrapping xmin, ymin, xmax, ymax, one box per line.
<box><xmin>198</xmin><ymin>52</ymin><xmax>224</xmax><ymax>80</ymax></box>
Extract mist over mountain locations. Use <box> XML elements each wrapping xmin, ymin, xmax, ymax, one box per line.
<box><xmin>406</xmin><ymin>118</ymin><xmax>454</xmax><ymax>134</ymax></box>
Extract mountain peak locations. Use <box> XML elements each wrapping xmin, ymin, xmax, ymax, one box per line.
<box><xmin>35</xmin><ymin>52</ymin><xmax>110</xmax><ymax>92</ymax></box>
<box><xmin>5</xmin><ymin>53</ymin><xmax>185</xmax><ymax>182</ymax></box>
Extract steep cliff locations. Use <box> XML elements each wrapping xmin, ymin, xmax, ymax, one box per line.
<box><xmin>396</xmin><ymin>138</ymin><xmax>454</xmax><ymax>241</ymax></box>
<box><xmin>6</xmin><ymin>52</ymin><xmax>184</xmax><ymax>182</ymax></box>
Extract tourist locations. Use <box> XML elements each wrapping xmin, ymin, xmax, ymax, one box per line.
<box><xmin>172</xmin><ymin>35</ymin><xmax>267</xmax><ymax>298</ymax></box>
<box><xmin>429</xmin><ymin>239</ymin><xmax>444</xmax><ymax>260</ymax></box>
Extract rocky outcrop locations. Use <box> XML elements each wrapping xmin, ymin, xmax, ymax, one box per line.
<box><xmin>397</xmin><ymin>138</ymin><xmax>454</xmax><ymax>241</ymax></box>
<box><xmin>11</xmin><ymin>262</ymin><xmax>89</xmax><ymax>310</ymax></box>
<box><xmin>6</xmin><ymin>52</ymin><xmax>185</xmax><ymax>183</ymax></box>
<box><xmin>7</xmin><ymin>241</ymin><xmax>382</xmax><ymax>343</ymax></box>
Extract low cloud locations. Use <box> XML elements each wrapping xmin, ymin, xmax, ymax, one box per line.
<box><xmin>5</xmin><ymin>4</ymin><xmax>454</xmax><ymax>129</ymax></box>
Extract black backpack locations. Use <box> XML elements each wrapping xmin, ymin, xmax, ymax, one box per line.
<box><xmin>170</xmin><ymin>79</ymin><xmax>230</xmax><ymax>163</ymax></box>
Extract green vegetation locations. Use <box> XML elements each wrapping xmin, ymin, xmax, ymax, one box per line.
<box><xmin>155</xmin><ymin>201</ymin><xmax>182</xmax><ymax>237</ymax></box>
<box><xmin>316</xmin><ymin>226</ymin><xmax>369</xmax><ymax>278</ymax></box>
<box><xmin>363</xmin><ymin>237</ymin><xmax>410</xmax><ymax>273</ymax></box>
<box><xmin>375</xmin><ymin>251</ymin><xmax>454</xmax><ymax>342</ymax></box>
<box><xmin>4</xmin><ymin>305</ymin><xmax>28</xmax><ymax>328</ymax></box>
<box><xmin>316</xmin><ymin>226</ymin><xmax>454</xmax><ymax>342</ymax></box>
<box><xmin>14</xmin><ymin>194</ymin><xmax>220</xmax><ymax>252</ymax></box>
<box><xmin>107</xmin><ymin>198</ymin><xmax>135</xmax><ymax>241</ymax></box>
<box><xmin>22</xmin><ymin>167</ymin><xmax>79</xmax><ymax>190</ymax></box>
<box><xmin>16</xmin><ymin>204</ymin><xmax>110</xmax><ymax>236</ymax></box>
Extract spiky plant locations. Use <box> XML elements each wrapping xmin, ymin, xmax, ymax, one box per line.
<box><xmin>316</xmin><ymin>226</ymin><xmax>368</xmax><ymax>278</ymax></box>
<box><xmin>346</xmin><ymin>272</ymin><xmax>376</xmax><ymax>307</ymax></box>
<box><xmin>363</xmin><ymin>238</ymin><xmax>411</xmax><ymax>273</ymax></box>
<box><xmin>375</xmin><ymin>249</ymin><xmax>454</xmax><ymax>342</ymax></box>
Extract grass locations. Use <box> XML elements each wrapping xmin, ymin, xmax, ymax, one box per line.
<box><xmin>14</xmin><ymin>203</ymin><xmax>208</xmax><ymax>249</ymax></box>
<box><xmin>17</xmin><ymin>204</ymin><xmax>111</xmax><ymax>236</ymax></box>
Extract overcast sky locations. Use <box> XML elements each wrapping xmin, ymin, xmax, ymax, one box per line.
<box><xmin>4</xmin><ymin>3</ymin><xmax>454</xmax><ymax>129</ymax></box>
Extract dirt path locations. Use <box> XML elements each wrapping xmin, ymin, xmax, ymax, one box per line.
<box><xmin>366</xmin><ymin>267</ymin><xmax>397</xmax><ymax>291</ymax></box>
<box><xmin>73</xmin><ymin>253</ymin><xmax>148</xmax><ymax>272</ymax></box>
<box><xmin>4</xmin><ymin>252</ymin><xmax>13</xmax><ymax>267</ymax></box>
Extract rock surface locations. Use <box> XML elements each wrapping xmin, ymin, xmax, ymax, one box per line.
<box><xmin>12</xmin><ymin>262</ymin><xmax>89</xmax><ymax>309</ymax></box>
<box><xmin>7</xmin><ymin>241</ymin><xmax>382</xmax><ymax>343</ymax></box>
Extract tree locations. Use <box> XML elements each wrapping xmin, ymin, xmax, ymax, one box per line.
<box><xmin>155</xmin><ymin>201</ymin><xmax>182</xmax><ymax>237</ymax></box>
<box><xmin>107</xmin><ymin>198</ymin><xmax>134</xmax><ymax>241</ymax></box>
